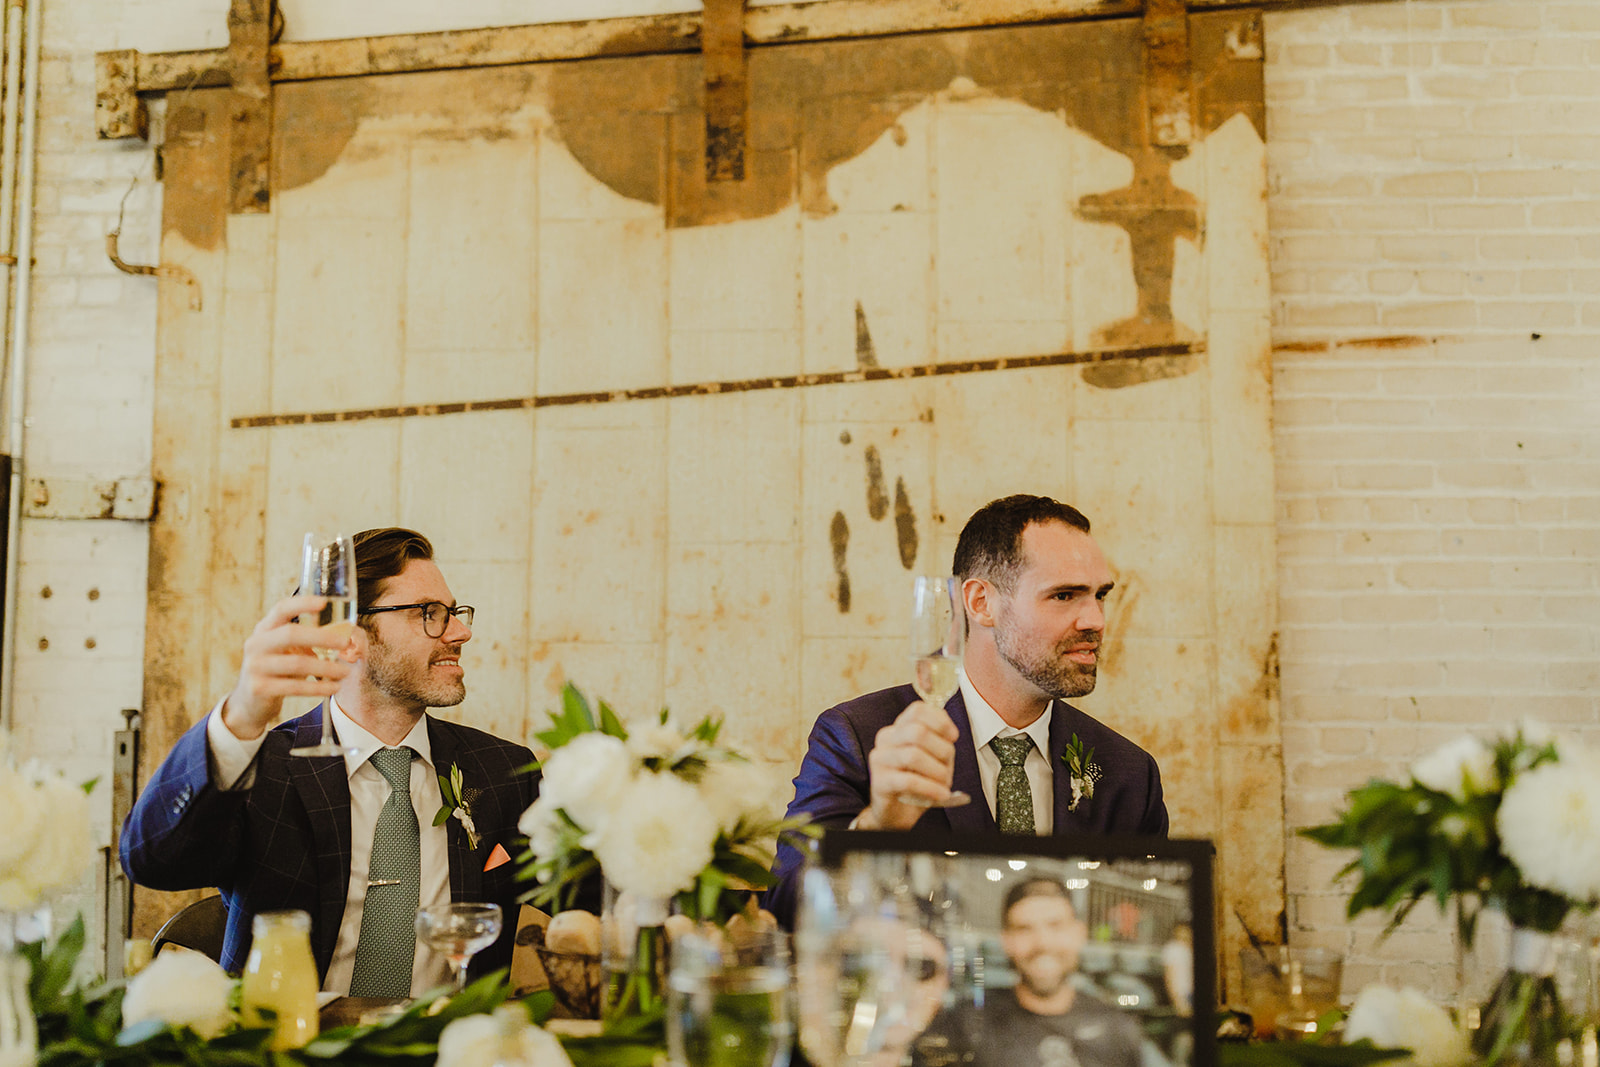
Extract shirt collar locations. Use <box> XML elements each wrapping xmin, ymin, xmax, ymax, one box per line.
<box><xmin>958</xmin><ymin>668</ymin><xmax>1053</xmax><ymax>754</ymax></box>
<box><xmin>327</xmin><ymin>696</ymin><xmax>434</xmax><ymax>779</ymax></box>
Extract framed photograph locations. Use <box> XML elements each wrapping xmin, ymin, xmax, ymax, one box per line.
<box><xmin>812</xmin><ymin>830</ymin><xmax>1216</xmax><ymax>1067</ymax></box>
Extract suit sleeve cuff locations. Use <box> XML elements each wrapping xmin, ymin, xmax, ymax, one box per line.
<box><xmin>207</xmin><ymin>701</ymin><xmax>265</xmax><ymax>790</ymax></box>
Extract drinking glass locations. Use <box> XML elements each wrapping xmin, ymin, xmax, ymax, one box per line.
<box><xmin>416</xmin><ymin>902</ymin><xmax>504</xmax><ymax>993</ymax></box>
<box><xmin>794</xmin><ymin>855</ymin><xmax>952</xmax><ymax>1067</ymax></box>
<box><xmin>289</xmin><ymin>531</ymin><xmax>361</xmax><ymax>758</ymax></box>
<box><xmin>667</xmin><ymin>925</ymin><xmax>793</xmax><ymax>1067</ymax></box>
<box><xmin>904</xmin><ymin>576</ymin><xmax>969</xmax><ymax>809</ymax></box>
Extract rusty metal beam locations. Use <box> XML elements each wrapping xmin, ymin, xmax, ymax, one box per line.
<box><xmin>1144</xmin><ymin>0</ymin><xmax>1193</xmax><ymax>145</ymax></box>
<box><xmin>94</xmin><ymin>50</ymin><xmax>146</xmax><ymax>140</ymax></box>
<box><xmin>95</xmin><ymin>0</ymin><xmax>1409</xmax><ymax>139</ymax></box>
<box><xmin>703</xmin><ymin>0</ymin><xmax>749</xmax><ymax>183</ymax></box>
<box><xmin>226</xmin><ymin>0</ymin><xmax>273</xmax><ymax>213</ymax></box>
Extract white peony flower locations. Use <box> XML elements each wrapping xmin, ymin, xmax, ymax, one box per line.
<box><xmin>539</xmin><ymin>733</ymin><xmax>632</xmax><ymax>832</ymax></box>
<box><xmin>437</xmin><ymin>1006</ymin><xmax>572</xmax><ymax>1067</ymax></box>
<box><xmin>1345</xmin><ymin>985</ymin><xmax>1469</xmax><ymax>1067</ymax></box>
<box><xmin>518</xmin><ymin>798</ymin><xmax>566</xmax><ymax>869</ymax></box>
<box><xmin>625</xmin><ymin>723</ymin><xmax>691</xmax><ymax>764</ymax></box>
<box><xmin>588</xmin><ymin>771</ymin><xmax>717</xmax><ymax>900</ymax></box>
<box><xmin>701</xmin><ymin>758</ymin><xmax>783</xmax><ymax>834</ymax></box>
<box><xmin>0</xmin><ymin>769</ymin><xmax>94</xmax><ymax>911</ymax></box>
<box><xmin>1498</xmin><ymin>758</ymin><xmax>1600</xmax><ymax>901</ymax></box>
<box><xmin>0</xmin><ymin>763</ymin><xmax>46</xmax><ymax>871</ymax></box>
<box><xmin>121</xmin><ymin>947</ymin><xmax>235</xmax><ymax>1039</ymax></box>
<box><xmin>1410</xmin><ymin>736</ymin><xmax>1495</xmax><ymax>800</ymax></box>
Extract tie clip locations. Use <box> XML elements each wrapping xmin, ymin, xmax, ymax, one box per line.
<box><xmin>367</xmin><ymin>879</ymin><xmax>402</xmax><ymax>887</ymax></box>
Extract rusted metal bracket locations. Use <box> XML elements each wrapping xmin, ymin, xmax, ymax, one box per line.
<box><xmin>1144</xmin><ymin>0</ymin><xmax>1193</xmax><ymax>146</ymax></box>
<box><xmin>106</xmin><ymin>230</ymin><xmax>202</xmax><ymax>310</ymax></box>
<box><xmin>703</xmin><ymin>0</ymin><xmax>749</xmax><ymax>183</ymax></box>
<box><xmin>227</xmin><ymin>0</ymin><xmax>274</xmax><ymax>213</ymax></box>
<box><xmin>95</xmin><ymin>50</ymin><xmax>148</xmax><ymax>141</ymax></box>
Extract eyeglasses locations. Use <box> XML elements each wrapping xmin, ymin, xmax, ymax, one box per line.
<box><xmin>359</xmin><ymin>601</ymin><xmax>475</xmax><ymax>638</ymax></box>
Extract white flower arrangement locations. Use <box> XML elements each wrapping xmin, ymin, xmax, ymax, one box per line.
<box><xmin>1497</xmin><ymin>756</ymin><xmax>1600</xmax><ymax>903</ymax></box>
<box><xmin>1409</xmin><ymin>735</ymin><xmax>1495</xmax><ymax>802</ymax></box>
<box><xmin>0</xmin><ymin>746</ymin><xmax>96</xmax><ymax>912</ymax></box>
<box><xmin>1344</xmin><ymin>985</ymin><xmax>1469</xmax><ymax>1067</ymax></box>
<box><xmin>120</xmin><ymin>948</ymin><xmax>235</xmax><ymax>1040</ymax></box>
<box><xmin>436</xmin><ymin>1005</ymin><xmax>572</xmax><ymax>1067</ymax></box>
<box><xmin>517</xmin><ymin>684</ymin><xmax>809</xmax><ymax>921</ymax></box>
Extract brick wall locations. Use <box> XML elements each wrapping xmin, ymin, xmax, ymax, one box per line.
<box><xmin>1266</xmin><ymin>0</ymin><xmax>1600</xmax><ymax>998</ymax></box>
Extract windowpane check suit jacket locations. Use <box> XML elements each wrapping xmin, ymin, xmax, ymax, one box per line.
<box><xmin>120</xmin><ymin>706</ymin><xmax>537</xmax><ymax>981</ymax></box>
<box><xmin>765</xmin><ymin>684</ymin><xmax>1167</xmax><ymax>927</ymax></box>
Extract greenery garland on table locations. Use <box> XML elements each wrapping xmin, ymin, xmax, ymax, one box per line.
<box><xmin>22</xmin><ymin>915</ymin><xmax>660</xmax><ymax>1067</ymax></box>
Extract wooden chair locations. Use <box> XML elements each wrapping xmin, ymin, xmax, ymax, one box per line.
<box><xmin>150</xmin><ymin>894</ymin><xmax>227</xmax><ymax>963</ymax></box>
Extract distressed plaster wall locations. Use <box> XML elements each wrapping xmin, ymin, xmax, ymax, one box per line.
<box><xmin>139</xmin><ymin>16</ymin><xmax>1282</xmax><ymax>978</ymax></box>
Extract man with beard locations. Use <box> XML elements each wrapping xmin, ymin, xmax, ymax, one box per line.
<box><xmin>123</xmin><ymin>528</ymin><xmax>536</xmax><ymax>996</ymax></box>
<box><xmin>912</xmin><ymin>879</ymin><xmax>1144</xmax><ymax>1067</ymax></box>
<box><xmin>767</xmin><ymin>496</ymin><xmax>1166</xmax><ymax>926</ymax></box>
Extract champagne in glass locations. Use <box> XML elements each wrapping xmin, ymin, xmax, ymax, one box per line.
<box><xmin>416</xmin><ymin>902</ymin><xmax>504</xmax><ymax>993</ymax></box>
<box><xmin>904</xmin><ymin>576</ymin><xmax>969</xmax><ymax>809</ymax></box>
<box><xmin>289</xmin><ymin>531</ymin><xmax>361</xmax><ymax>758</ymax></box>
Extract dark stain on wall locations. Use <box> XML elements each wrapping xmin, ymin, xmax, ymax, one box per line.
<box><xmin>854</xmin><ymin>300</ymin><xmax>879</xmax><ymax>369</ymax></box>
<box><xmin>893</xmin><ymin>477</ymin><xmax>918</xmax><ymax>570</ymax></box>
<box><xmin>830</xmin><ymin>510</ymin><xmax>851</xmax><ymax>613</ymax></box>
<box><xmin>864</xmin><ymin>445</ymin><xmax>888</xmax><ymax>521</ymax></box>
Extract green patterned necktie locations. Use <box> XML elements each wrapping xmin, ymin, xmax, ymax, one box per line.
<box><xmin>991</xmin><ymin>735</ymin><xmax>1036</xmax><ymax>835</ymax></box>
<box><xmin>348</xmin><ymin>746</ymin><xmax>420</xmax><ymax>997</ymax></box>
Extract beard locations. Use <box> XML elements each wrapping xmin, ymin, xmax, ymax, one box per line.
<box><xmin>1014</xmin><ymin>952</ymin><xmax>1074</xmax><ymax>998</ymax></box>
<box><xmin>364</xmin><ymin>631</ymin><xmax>467</xmax><ymax>709</ymax></box>
<box><xmin>994</xmin><ymin>619</ymin><xmax>1100</xmax><ymax>700</ymax></box>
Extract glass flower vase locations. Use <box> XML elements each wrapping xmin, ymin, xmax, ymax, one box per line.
<box><xmin>601</xmin><ymin>883</ymin><xmax>669</xmax><ymax>1026</ymax></box>
<box><xmin>1472</xmin><ymin>926</ymin><xmax>1574</xmax><ymax>1067</ymax></box>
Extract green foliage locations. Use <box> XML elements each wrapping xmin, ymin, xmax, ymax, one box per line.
<box><xmin>1300</xmin><ymin>727</ymin><xmax>1573</xmax><ymax>940</ymax></box>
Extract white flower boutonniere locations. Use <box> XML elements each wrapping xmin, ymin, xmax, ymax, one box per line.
<box><xmin>1062</xmin><ymin>734</ymin><xmax>1102</xmax><ymax>813</ymax></box>
<box><xmin>434</xmin><ymin>763</ymin><xmax>481</xmax><ymax>850</ymax></box>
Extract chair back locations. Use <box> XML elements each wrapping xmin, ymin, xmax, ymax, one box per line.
<box><xmin>151</xmin><ymin>894</ymin><xmax>227</xmax><ymax>963</ymax></box>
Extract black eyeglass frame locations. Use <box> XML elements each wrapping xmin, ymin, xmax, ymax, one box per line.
<box><xmin>359</xmin><ymin>601</ymin><xmax>475</xmax><ymax>638</ymax></box>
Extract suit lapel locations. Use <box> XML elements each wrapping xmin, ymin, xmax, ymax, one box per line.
<box><xmin>428</xmin><ymin>718</ymin><xmax>484</xmax><ymax>903</ymax></box>
<box><xmin>288</xmin><ymin>705</ymin><xmax>353</xmax><ymax>972</ymax></box>
<box><xmin>942</xmin><ymin>692</ymin><xmax>996</xmax><ymax>834</ymax></box>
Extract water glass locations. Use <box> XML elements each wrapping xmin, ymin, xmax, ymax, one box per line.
<box><xmin>668</xmin><ymin>925</ymin><xmax>793</xmax><ymax>1067</ymax></box>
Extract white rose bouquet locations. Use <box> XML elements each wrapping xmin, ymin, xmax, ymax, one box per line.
<box><xmin>516</xmin><ymin>684</ymin><xmax>811</xmax><ymax>922</ymax></box>
<box><xmin>1304</xmin><ymin>722</ymin><xmax>1600</xmax><ymax>1065</ymax></box>
<box><xmin>120</xmin><ymin>949</ymin><xmax>235</xmax><ymax>1040</ymax></box>
<box><xmin>0</xmin><ymin>744</ymin><xmax>96</xmax><ymax>915</ymax></box>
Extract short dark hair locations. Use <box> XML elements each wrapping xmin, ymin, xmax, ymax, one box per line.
<box><xmin>352</xmin><ymin>527</ymin><xmax>434</xmax><ymax>611</ymax></box>
<box><xmin>1002</xmin><ymin>878</ymin><xmax>1076</xmax><ymax>927</ymax></box>
<box><xmin>952</xmin><ymin>495</ymin><xmax>1092</xmax><ymax>593</ymax></box>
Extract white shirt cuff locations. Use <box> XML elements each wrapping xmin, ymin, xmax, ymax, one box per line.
<box><xmin>206</xmin><ymin>700</ymin><xmax>266</xmax><ymax>790</ymax></box>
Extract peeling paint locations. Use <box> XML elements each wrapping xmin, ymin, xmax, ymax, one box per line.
<box><xmin>854</xmin><ymin>300</ymin><xmax>878</xmax><ymax>369</ymax></box>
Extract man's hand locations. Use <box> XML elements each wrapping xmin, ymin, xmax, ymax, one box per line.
<box><xmin>858</xmin><ymin>700</ymin><xmax>959</xmax><ymax>830</ymax></box>
<box><xmin>220</xmin><ymin>596</ymin><xmax>354</xmax><ymax>741</ymax></box>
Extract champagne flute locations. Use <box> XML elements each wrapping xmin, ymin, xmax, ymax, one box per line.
<box><xmin>416</xmin><ymin>902</ymin><xmax>504</xmax><ymax>993</ymax></box>
<box><xmin>288</xmin><ymin>531</ymin><xmax>361</xmax><ymax>758</ymax></box>
<box><xmin>903</xmin><ymin>576</ymin><xmax>969</xmax><ymax>809</ymax></box>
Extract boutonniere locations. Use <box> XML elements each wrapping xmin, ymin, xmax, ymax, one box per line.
<box><xmin>433</xmin><ymin>763</ymin><xmax>482</xmax><ymax>850</ymax></box>
<box><xmin>1062</xmin><ymin>734</ymin><xmax>1102</xmax><ymax>813</ymax></box>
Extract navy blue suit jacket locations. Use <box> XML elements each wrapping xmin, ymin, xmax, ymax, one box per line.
<box><xmin>120</xmin><ymin>706</ymin><xmax>536</xmax><ymax>981</ymax></box>
<box><xmin>766</xmin><ymin>684</ymin><xmax>1167</xmax><ymax>927</ymax></box>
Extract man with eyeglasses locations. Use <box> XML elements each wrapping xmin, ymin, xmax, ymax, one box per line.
<box><xmin>122</xmin><ymin>528</ymin><xmax>539</xmax><ymax>997</ymax></box>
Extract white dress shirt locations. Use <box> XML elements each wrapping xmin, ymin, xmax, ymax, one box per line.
<box><xmin>958</xmin><ymin>669</ymin><xmax>1054</xmax><ymax>834</ymax></box>
<box><xmin>207</xmin><ymin>698</ymin><xmax>452</xmax><ymax>994</ymax></box>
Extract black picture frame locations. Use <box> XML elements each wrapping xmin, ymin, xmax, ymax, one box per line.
<box><xmin>815</xmin><ymin>829</ymin><xmax>1217</xmax><ymax>1067</ymax></box>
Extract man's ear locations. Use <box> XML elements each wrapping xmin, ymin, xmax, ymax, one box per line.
<box><xmin>962</xmin><ymin>577</ymin><xmax>997</xmax><ymax>630</ymax></box>
<box><xmin>341</xmin><ymin>625</ymin><xmax>367</xmax><ymax>664</ymax></box>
